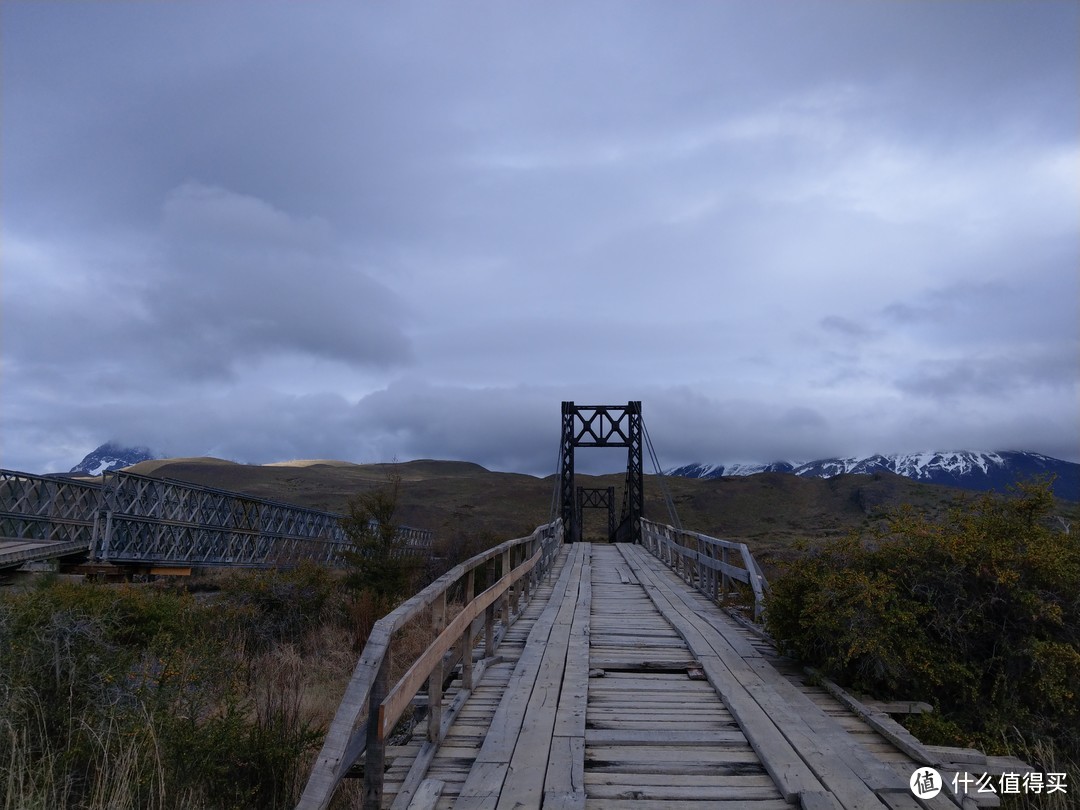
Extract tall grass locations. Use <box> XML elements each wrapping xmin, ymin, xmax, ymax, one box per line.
<box><xmin>1</xmin><ymin>495</ymin><xmax>499</xmax><ymax>809</ymax></box>
<box><xmin>1001</xmin><ymin>733</ymin><xmax>1080</xmax><ymax>810</ymax></box>
<box><xmin>0</xmin><ymin>566</ymin><xmax>366</xmax><ymax>810</ymax></box>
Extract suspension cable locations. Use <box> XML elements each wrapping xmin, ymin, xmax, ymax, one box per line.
<box><xmin>642</xmin><ymin>417</ymin><xmax>682</xmax><ymax>530</ymax></box>
<box><xmin>550</xmin><ymin>435</ymin><xmax>563</xmax><ymax>523</ymax></box>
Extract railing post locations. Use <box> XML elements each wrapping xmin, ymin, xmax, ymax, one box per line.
<box><xmin>427</xmin><ymin>591</ymin><xmax>446</xmax><ymax>742</ymax></box>
<box><xmin>500</xmin><ymin>548</ymin><xmax>511</xmax><ymax>628</ymax></box>
<box><xmin>485</xmin><ymin>555</ymin><xmax>497</xmax><ymax>659</ymax></box>
<box><xmin>695</xmin><ymin>535</ymin><xmax>703</xmax><ymax>589</ymax></box>
<box><xmin>721</xmin><ymin>546</ymin><xmax>731</xmax><ymax>599</ymax></box>
<box><xmin>462</xmin><ymin>569</ymin><xmax>476</xmax><ymax>690</ymax></box>
<box><xmin>363</xmin><ymin>648</ymin><xmax>391</xmax><ymax>810</ymax></box>
<box><xmin>511</xmin><ymin>545</ymin><xmax>522</xmax><ymax>616</ymax></box>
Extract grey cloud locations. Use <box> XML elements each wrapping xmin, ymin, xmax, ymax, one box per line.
<box><xmin>2</xmin><ymin>2</ymin><xmax>1077</xmax><ymax>476</ymax></box>
<box><xmin>150</xmin><ymin>183</ymin><xmax>413</xmax><ymax>378</ymax></box>
<box><xmin>820</xmin><ymin>316</ymin><xmax>878</xmax><ymax>340</ymax></box>
<box><xmin>895</xmin><ymin>345</ymin><xmax>1079</xmax><ymax>401</ymax></box>
<box><xmin>353</xmin><ymin>381</ymin><xmax>561</xmax><ymax>475</ymax></box>
<box><xmin>880</xmin><ymin>263</ymin><xmax>1078</xmax><ymax>350</ymax></box>
<box><xmin>2</xmin><ymin>183</ymin><xmax>413</xmax><ymax>387</ymax></box>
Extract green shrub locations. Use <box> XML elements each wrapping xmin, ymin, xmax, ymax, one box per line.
<box><xmin>766</xmin><ymin>479</ymin><xmax>1080</xmax><ymax>759</ymax></box>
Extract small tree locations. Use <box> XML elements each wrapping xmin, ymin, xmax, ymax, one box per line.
<box><xmin>340</xmin><ymin>469</ymin><xmax>417</xmax><ymax>601</ymax></box>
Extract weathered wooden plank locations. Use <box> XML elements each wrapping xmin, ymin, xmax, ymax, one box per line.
<box><xmin>588</xmin><ymin>695</ymin><xmax>724</xmax><ymax>706</ymax></box>
<box><xmin>456</xmin><ymin>544</ymin><xmax>585</xmax><ymax>802</ymax></box>
<box><xmin>585</xmin><ymin>773</ymin><xmax>778</xmax><ymax>788</ymax></box>
<box><xmin>589</xmin><ymin>681</ymin><xmax>718</xmax><ymax>693</ymax></box>
<box><xmin>542</xmin><ymin>736</ymin><xmax>586</xmax><ymax>809</ymax></box>
<box><xmin>586</xmin><ymin>722</ymin><xmax>741</xmax><ymax>734</ymax></box>
<box><xmin>588</xmin><ymin>783</ymin><xmax>783</xmax><ymax>801</ymax></box>
<box><xmin>800</xmin><ymin>791</ymin><xmax>845</xmax><ymax>810</ymax></box>
<box><xmin>585</xmin><ymin>729</ymin><xmax>749</xmax><ymax>745</ymax></box>
<box><xmin>584</xmin><ymin>545</ymin><xmax>782</xmax><ymax>805</ymax></box>
<box><xmin>552</xmin><ymin>544</ymin><xmax>592</xmax><ymax>740</ymax></box>
<box><xmin>405</xmin><ymin>778</ymin><xmax>443</xmax><ymax>810</ymax></box>
<box><xmin>617</xmin><ymin>544</ymin><xmax>855</xmax><ymax>805</ymax></box>
<box><xmin>807</xmin><ymin>667</ymin><xmax>945</xmax><ymax>769</ymax></box>
<box><xmin>589</xmin><ymin>658</ymin><xmax>700</xmax><ymax>671</ymax></box>
<box><xmin>586</xmin><ymin>800</ymin><xmax>791</xmax><ymax>810</ymax></box>
<box><xmin>542</xmin><ymin>793</ymin><xmax>586</xmax><ymax>810</ymax></box>
<box><xmin>586</xmin><ymin>710</ymin><xmax>736</xmax><ymax>721</ymax></box>
<box><xmin>865</xmin><ymin>700</ymin><xmax>933</xmax><ymax>715</ymax></box>
<box><xmin>586</xmin><ymin>761</ymin><xmax>765</xmax><ymax>776</ymax></box>
<box><xmin>497</xmin><ymin>546</ymin><xmax>590</xmax><ymax>809</ymax></box>
<box><xmin>585</xmin><ymin>745</ymin><xmax>757</xmax><ymax>763</ymax></box>
<box><xmin>737</xmin><ymin>656</ymin><xmax>925</xmax><ymax>797</ymax></box>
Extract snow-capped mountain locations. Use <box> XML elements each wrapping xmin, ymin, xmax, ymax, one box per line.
<box><xmin>69</xmin><ymin>442</ymin><xmax>159</xmax><ymax>476</ymax></box>
<box><xmin>668</xmin><ymin>451</ymin><xmax>1079</xmax><ymax>501</ymax></box>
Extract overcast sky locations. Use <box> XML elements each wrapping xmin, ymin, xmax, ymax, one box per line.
<box><xmin>2</xmin><ymin>2</ymin><xmax>1078</xmax><ymax>476</ymax></box>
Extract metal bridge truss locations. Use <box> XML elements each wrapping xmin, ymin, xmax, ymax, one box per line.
<box><xmin>1</xmin><ymin>468</ymin><xmax>432</xmax><ymax>570</ymax></box>
<box><xmin>0</xmin><ymin>471</ymin><xmax>104</xmax><ymax>567</ymax></box>
<box><xmin>576</xmin><ymin>486</ymin><xmax>616</xmax><ymax>542</ymax></box>
<box><xmin>559</xmin><ymin>401</ymin><xmax>643</xmax><ymax>543</ymax></box>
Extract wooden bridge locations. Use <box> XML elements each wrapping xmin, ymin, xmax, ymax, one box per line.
<box><xmin>299</xmin><ymin>519</ymin><xmax>1027</xmax><ymax>810</ymax></box>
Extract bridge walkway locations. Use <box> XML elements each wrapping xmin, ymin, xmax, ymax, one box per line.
<box><xmin>377</xmin><ymin>542</ymin><xmax>988</xmax><ymax>810</ymax></box>
<box><xmin>0</xmin><ymin>537</ymin><xmax>91</xmax><ymax>570</ymax></box>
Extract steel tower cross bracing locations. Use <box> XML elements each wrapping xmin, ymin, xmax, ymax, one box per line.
<box><xmin>558</xmin><ymin>401</ymin><xmax>644</xmax><ymax>543</ymax></box>
<box><xmin>576</xmin><ymin>486</ymin><xmax>616</xmax><ymax>542</ymax></box>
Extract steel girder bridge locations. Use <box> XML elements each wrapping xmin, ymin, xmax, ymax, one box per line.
<box><xmin>0</xmin><ymin>468</ymin><xmax>432</xmax><ymax>573</ymax></box>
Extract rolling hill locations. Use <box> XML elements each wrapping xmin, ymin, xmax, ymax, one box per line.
<box><xmin>115</xmin><ymin>456</ymin><xmax>1080</xmax><ymax>577</ymax></box>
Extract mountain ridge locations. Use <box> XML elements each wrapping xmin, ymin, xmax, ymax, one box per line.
<box><xmin>69</xmin><ymin>442</ymin><xmax>160</xmax><ymax>476</ymax></box>
<box><xmin>63</xmin><ymin>444</ymin><xmax>1079</xmax><ymax>502</ymax></box>
<box><xmin>667</xmin><ymin>450</ymin><xmax>1079</xmax><ymax>501</ymax></box>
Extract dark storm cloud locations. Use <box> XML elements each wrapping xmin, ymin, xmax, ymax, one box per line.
<box><xmin>3</xmin><ymin>183</ymin><xmax>412</xmax><ymax>380</ymax></box>
<box><xmin>2</xmin><ymin>2</ymin><xmax>1077</xmax><ymax>474</ymax></box>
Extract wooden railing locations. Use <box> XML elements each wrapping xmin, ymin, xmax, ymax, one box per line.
<box><xmin>640</xmin><ymin>518</ymin><xmax>769</xmax><ymax>621</ymax></box>
<box><xmin>297</xmin><ymin>519</ymin><xmax>564</xmax><ymax>810</ymax></box>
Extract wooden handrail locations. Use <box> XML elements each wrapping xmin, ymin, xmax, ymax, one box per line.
<box><xmin>297</xmin><ymin>519</ymin><xmax>564</xmax><ymax>810</ymax></box>
<box><xmin>639</xmin><ymin>518</ymin><xmax>768</xmax><ymax>621</ymax></box>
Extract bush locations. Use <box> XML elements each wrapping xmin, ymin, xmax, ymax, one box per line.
<box><xmin>766</xmin><ymin>479</ymin><xmax>1080</xmax><ymax>759</ymax></box>
<box><xmin>219</xmin><ymin>561</ymin><xmax>342</xmax><ymax>650</ymax></box>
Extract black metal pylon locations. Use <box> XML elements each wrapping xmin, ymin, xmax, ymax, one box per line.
<box><xmin>559</xmin><ymin>401</ymin><xmax>644</xmax><ymax>543</ymax></box>
<box><xmin>577</xmin><ymin>486</ymin><xmax>616</xmax><ymax>542</ymax></box>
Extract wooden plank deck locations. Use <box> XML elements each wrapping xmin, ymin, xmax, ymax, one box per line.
<box><xmin>376</xmin><ymin>543</ymin><xmax>995</xmax><ymax>810</ymax></box>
